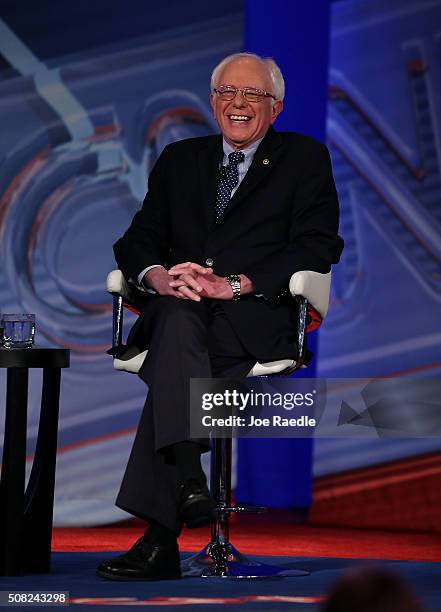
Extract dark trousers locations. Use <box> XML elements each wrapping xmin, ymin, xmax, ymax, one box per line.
<box><xmin>115</xmin><ymin>296</ymin><xmax>256</xmax><ymax>534</ymax></box>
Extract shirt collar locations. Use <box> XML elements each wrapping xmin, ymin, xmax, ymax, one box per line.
<box><xmin>222</xmin><ymin>136</ymin><xmax>264</xmax><ymax>165</ymax></box>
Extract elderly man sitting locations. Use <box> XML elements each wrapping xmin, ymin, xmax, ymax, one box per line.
<box><xmin>97</xmin><ymin>51</ymin><xmax>343</xmax><ymax>581</ymax></box>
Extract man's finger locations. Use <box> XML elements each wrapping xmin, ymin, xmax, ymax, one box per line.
<box><xmin>178</xmin><ymin>284</ymin><xmax>201</xmax><ymax>301</ymax></box>
<box><xmin>169</xmin><ymin>279</ymin><xmax>202</xmax><ymax>292</ymax></box>
<box><xmin>168</xmin><ymin>263</ymin><xmax>213</xmax><ymax>275</ymax></box>
<box><xmin>170</xmin><ymin>273</ymin><xmax>202</xmax><ymax>292</ymax></box>
<box><xmin>168</xmin><ymin>266</ymin><xmax>196</xmax><ymax>278</ymax></box>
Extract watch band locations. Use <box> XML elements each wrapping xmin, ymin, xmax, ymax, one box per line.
<box><xmin>226</xmin><ymin>274</ymin><xmax>241</xmax><ymax>301</ymax></box>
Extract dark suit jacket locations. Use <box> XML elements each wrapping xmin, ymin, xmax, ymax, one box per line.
<box><xmin>114</xmin><ymin>126</ymin><xmax>344</xmax><ymax>362</ymax></box>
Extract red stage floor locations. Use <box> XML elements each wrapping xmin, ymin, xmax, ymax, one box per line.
<box><xmin>52</xmin><ymin>512</ymin><xmax>441</xmax><ymax>562</ymax></box>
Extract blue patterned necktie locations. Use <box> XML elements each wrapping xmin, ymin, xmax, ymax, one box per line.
<box><xmin>214</xmin><ymin>150</ymin><xmax>245</xmax><ymax>223</ymax></box>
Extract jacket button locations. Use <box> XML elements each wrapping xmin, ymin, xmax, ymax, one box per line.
<box><xmin>205</xmin><ymin>257</ymin><xmax>214</xmax><ymax>267</ymax></box>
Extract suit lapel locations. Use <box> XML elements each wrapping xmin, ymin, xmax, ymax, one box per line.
<box><xmin>197</xmin><ymin>136</ymin><xmax>223</xmax><ymax>231</ymax></box>
<box><xmin>215</xmin><ymin>126</ymin><xmax>284</xmax><ymax>227</ymax></box>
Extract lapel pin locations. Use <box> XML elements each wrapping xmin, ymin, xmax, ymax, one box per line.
<box><xmin>262</xmin><ymin>158</ymin><xmax>270</xmax><ymax>165</ymax></box>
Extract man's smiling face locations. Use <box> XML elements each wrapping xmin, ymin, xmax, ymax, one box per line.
<box><xmin>210</xmin><ymin>57</ymin><xmax>283</xmax><ymax>149</ymax></box>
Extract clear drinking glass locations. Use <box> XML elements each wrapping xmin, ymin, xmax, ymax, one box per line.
<box><xmin>2</xmin><ymin>314</ymin><xmax>35</xmax><ymax>348</ymax></box>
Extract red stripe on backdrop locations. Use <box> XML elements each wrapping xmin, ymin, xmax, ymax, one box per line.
<box><xmin>25</xmin><ymin>427</ymin><xmax>136</xmax><ymax>463</ymax></box>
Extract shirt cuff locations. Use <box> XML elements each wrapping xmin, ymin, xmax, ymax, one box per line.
<box><xmin>137</xmin><ymin>265</ymin><xmax>163</xmax><ymax>293</ymax></box>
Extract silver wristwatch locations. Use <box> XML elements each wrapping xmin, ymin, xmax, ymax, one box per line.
<box><xmin>226</xmin><ymin>274</ymin><xmax>241</xmax><ymax>301</ymax></box>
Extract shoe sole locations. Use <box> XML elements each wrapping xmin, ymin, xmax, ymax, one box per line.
<box><xmin>96</xmin><ymin>569</ymin><xmax>181</xmax><ymax>581</ymax></box>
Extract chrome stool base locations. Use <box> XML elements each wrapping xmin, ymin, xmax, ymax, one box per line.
<box><xmin>187</xmin><ymin>439</ymin><xmax>309</xmax><ymax>578</ymax></box>
<box><xmin>180</xmin><ymin>542</ymin><xmax>309</xmax><ymax>578</ymax></box>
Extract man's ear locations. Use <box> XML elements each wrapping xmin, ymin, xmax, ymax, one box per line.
<box><xmin>209</xmin><ymin>92</ymin><xmax>216</xmax><ymax>112</ymax></box>
<box><xmin>271</xmin><ymin>100</ymin><xmax>283</xmax><ymax>123</ymax></box>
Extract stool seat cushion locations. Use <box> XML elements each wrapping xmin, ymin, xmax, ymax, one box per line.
<box><xmin>114</xmin><ymin>347</ymin><xmax>148</xmax><ymax>373</ymax></box>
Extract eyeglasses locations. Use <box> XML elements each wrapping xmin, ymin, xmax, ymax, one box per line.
<box><xmin>213</xmin><ymin>85</ymin><xmax>276</xmax><ymax>103</ymax></box>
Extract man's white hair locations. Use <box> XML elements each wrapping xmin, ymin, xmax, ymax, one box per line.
<box><xmin>210</xmin><ymin>52</ymin><xmax>285</xmax><ymax>102</ymax></box>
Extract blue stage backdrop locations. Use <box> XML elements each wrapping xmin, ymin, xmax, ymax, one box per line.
<box><xmin>237</xmin><ymin>0</ymin><xmax>332</xmax><ymax>509</ymax></box>
<box><xmin>0</xmin><ymin>0</ymin><xmax>440</xmax><ymax>526</ymax></box>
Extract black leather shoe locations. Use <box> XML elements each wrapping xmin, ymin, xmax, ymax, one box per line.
<box><xmin>96</xmin><ymin>535</ymin><xmax>181</xmax><ymax>581</ymax></box>
<box><xmin>178</xmin><ymin>479</ymin><xmax>217</xmax><ymax>529</ymax></box>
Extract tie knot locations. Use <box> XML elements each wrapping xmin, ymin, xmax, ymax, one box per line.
<box><xmin>228</xmin><ymin>151</ymin><xmax>245</xmax><ymax>166</ymax></box>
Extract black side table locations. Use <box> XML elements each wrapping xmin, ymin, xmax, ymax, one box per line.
<box><xmin>0</xmin><ymin>348</ymin><xmax>70</xmax><ymax>575</ymax></box>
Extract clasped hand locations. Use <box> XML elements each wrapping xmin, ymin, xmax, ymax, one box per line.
<box><xmin>145</xmin><ymin>263</ymin><xmax>232</xmax><ymax>301</ymax></box>
<box><xmin>168</xmin><ymin>262</ymin><xmax>233</xmax><ymax>301</ymax></box>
